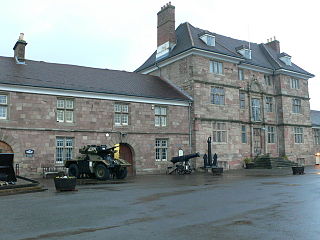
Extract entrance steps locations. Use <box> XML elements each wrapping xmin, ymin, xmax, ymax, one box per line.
<box><xmin>253</xmin><ymin>156</ymin><xmax>298</xmax><ymax>169</ymax></box>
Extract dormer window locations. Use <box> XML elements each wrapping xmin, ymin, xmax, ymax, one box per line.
<box><xmin>200</xmin><ymin>34</ymin><xmax>215</xmax><ymax>47</ymax></box>
<box><xmin>279</xmin><ymin>53</ymin><xmax>292</xmax><ymax>66</ymax></box>
<box><xmin>236</xmin><ymin>45</ymin><xmax>252</xmax><ymax>60</ymax></box>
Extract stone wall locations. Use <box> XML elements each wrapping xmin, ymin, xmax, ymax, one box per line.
<box><xmin>0</xmin><ymin>91</ymin><xmax>190</xmax><ymax>176</ymax></box>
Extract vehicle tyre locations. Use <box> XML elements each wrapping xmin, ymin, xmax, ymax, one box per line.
<box><xmin>116</xmin><ymin>168</ymin><xmax>128</xmax><ymax>179</ymax></box>
<box><xmin>68</xmin><ymin>164</ymin><xmax>80</xmax><ymax>178</ymax></box>
<box><xmin>95</xmin><ymin>164</ymin><xmax>110</xmax><ymax>180</ymax></box>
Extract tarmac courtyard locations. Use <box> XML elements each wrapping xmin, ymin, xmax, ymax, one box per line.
<box><xmin>1</xmin><ymin>166</ymin><xmax>320</xmax><ymax>240</ymax></box>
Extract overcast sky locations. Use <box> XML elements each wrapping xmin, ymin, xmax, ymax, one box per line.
<box><xmin>1</xmin><ymin>0</ymin><xmax>319</xmax><ymax>110</ymax></box>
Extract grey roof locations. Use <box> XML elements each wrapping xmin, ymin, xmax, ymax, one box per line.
<box><xmin>0</xmin><ymin>56</ymin><xmax>190</xmax><ymax>102</ymax></box>
<box><xmin>135</xmin><ymin>22</ymin><xmax>314</xmax><ymax>77</ymax></box>
<box><xmin>311</xmin><ymin>110</ymin><xmax>320</xmax><ymax>127</ymax></box>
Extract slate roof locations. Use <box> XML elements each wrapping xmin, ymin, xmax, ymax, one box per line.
<box><xmin>311</xmin><ymin>110</ymin><xmax>320</xmax><ymax>127</ymax></box>
<box><xmin>135</xmin><ymin>22</ymin><xmax>314</xmax><ymax>77</ymax></box>
<box><xmin>0</xmin><ymin>56</ymin><xmax>191</xmax><ymax>102</ymax></box>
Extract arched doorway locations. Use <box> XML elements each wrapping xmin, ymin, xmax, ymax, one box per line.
<box><xmin>0</xmin><ymin>141</ymin><xmax>13</xmax><ymax>153</ymax></box>
<box><xmin>120</xmin><ymin>143</ymin><xmax>134</xmax><ymax>176</ymax></box>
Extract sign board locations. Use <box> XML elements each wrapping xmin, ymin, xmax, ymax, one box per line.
<box><xmin>25</xmin><ymin>149</ymin><xmax>34</xmax><ymax>157</ymax></box>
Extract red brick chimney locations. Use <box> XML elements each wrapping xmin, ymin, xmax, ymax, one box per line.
<box><xmin>13</xmin><ymin>33</ymin><xmax>27</xmax><ymax>62</ymax></box>
<box><xmin>156</xmin><ymin>2</ymin><xmax>176</xmax><ymax>59</ymax></box>
<box><xmin>265</xmin><ymin>37</ymin><xmax>280</xmax><ymax>54</ymax></box>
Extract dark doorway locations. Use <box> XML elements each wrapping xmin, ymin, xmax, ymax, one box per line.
<box><xmin>120</xmin><ymin>143</ymin><xmax>134</xmax><ymax>176</ymax></box>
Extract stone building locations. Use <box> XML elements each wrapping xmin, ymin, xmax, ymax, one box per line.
<box><xmin>136</xmin><ymin>3</ymin><xmax>315</xmax><ymax>168</ymax></box>
<box><xmin>0</xmin><ymin>34</ymin><xmax>192</xmax><ymax>176</ymax></box>
<box><xmin>311</xmin><ymin>110</ymin><xmax>320</xmax><ymax>162</ymax></box>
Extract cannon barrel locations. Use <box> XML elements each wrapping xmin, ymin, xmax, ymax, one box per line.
<box><xmin>171</xmin><ymin>152</ymin><xmax>200</xmax><ymax>164</ymax></box>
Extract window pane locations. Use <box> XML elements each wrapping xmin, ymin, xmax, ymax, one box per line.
<box><xmin>115</xmin><ymin>113</ymin><xmax>121</xmax><ymax>125</ymax></box>
<box><xmin>218</xmin><ymin>62</ymin><xmax>223</xmax><ymax>74</ymax></box>
<box><xmin>0</xmin><ymin>106</ymin><xmax>7</xmax><ymax>119</ymax></box>
<box><xmin>66</xmin><ymin>138</ymin><xmax>73</xmax><ymax>147</ymax></box>
<box><xmin>0</xmin><ymin>95</ymin><xmax>7</xmax><ymax>104</ymax></box>
<box><xmin>65</xmin><ymin>99</ymin><xmax>74</xmax><ymax>109</ymax></box>
<box><xmin>161</xmin><ymin>116</ymin><xmax>167</xmax><ymax>126</ymax></box>
<box><xmin>160</xmin><ymin>107</ymin><xmax>166</xmax><ymax>115</ymax></box>
<box><xmin>122</xmin><ymin>105</ymin><xmax>128</xmax><ymax>113</ymax></box>
<box><xmin>57</xmin><ymin>99</ymin><xmax>64</xmax><ymax>108</ymax></box>
<box><xmin>57</xmin><ymin>110</ymin><xmax>64</xmax><ymax>122</ymax></box>
<box><xmin>121</xmin><ymin>114</ymin><xmax>128</xmax><ymax>125</ymax></box>
<box><xmin>155</xmin><ymin>116</ymin><xmax>160</xmax><ymax>126</ymax></box>
<box><xmin>155</xmin><ymin>107</ymin><xmax>161</xmax><ymax>115</ymax></box>
<box><xmin>65</xmin><ymin>111</ymin><xmax>73</xmax><ymax>122</ymax></box>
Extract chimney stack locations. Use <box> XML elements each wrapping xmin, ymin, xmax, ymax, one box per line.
<box><xmin>156</xmin><ymin>2</ymin><xmax>176</xmax><ymax>60</ymax></box>
<box><xmin>13</xmin><ymin>33</ymin><xmax>27</xmax><ymax>62</ymax></box>
<box><xmin>265</xmin><ymin>36</ymin><xmax>280</xmax><ymax>53</ymax></box>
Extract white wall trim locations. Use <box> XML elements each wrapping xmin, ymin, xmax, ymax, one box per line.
<box><xmin>0</xmin><ymin>84</ymin><xmax>190</xmax><ymax>107</ymax></box>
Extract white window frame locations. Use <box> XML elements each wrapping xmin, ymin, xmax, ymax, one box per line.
<box><xmin>155</xmin><ymin>139</ymin><xmax>168</xmax><ymax>161</ymax></box>
<box><xmin>264</xmin><ymin>75</ymin><xmax>273</xmax><ymax>86</ymax></box>
<box><xmin>213</xmin><ymin>122</ymin><xmax>227</xmax><ymax>143</ymax></box>
<box><xmin>114</xmin><ymin>103</ymin><xmax>129</xmax><ymax>126</ymax></box>
<box><xmin>155</xmin><ymin>106</ymin><xmax>167</xmax><ymax>127</ymax></box>
<box><xmin>0</xmin><ymin>94</ymin><xmax>8</xmax><ymax>120</ymax></box>
<box><xmin>56</xmin><ymin>137</ymin><xmax>74</xmax><ymax>164</ymax></box>
<box><xmin>210</xmin><ymin>61</ymin><xmax>223</xmax><ymax>75</ymax></box>
<box><xmin>57</xmin><ymin>98</ymin><xmax>74</xmax><ymax>123</ymax></box>
<box><xmin>290</xmin><ymin>78</ymin><xmax>300</xmax><ymax>89</ymax></box>
<box><xmin>294</xmin><ymin>127</ymin><xmax>303</xmax><ymax>144</ymax></box>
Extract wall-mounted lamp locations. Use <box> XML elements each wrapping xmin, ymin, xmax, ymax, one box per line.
<box><xmin>151</xmin><ymin>104</ymin><xmax>155</xmax><ymax>110</ymax></box>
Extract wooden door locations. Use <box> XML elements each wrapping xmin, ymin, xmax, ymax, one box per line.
<box><xmin>120</xmin><ymin>144</ymin><xmax>134</xmax><ymax>176</ymax></box>
<box><xmin>0</xmin><ymin>141</ymin><xmax>13</xmax><ymax>153</ymax></box>
<box><xmin>253</xmin><ymin>128</ymin><xmax>262</xmax><ymax>155</ymax></box>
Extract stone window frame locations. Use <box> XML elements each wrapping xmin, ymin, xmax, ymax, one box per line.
<box><xmin>241</xmin><ymin>125</ymin><xmax>247</xmax><ymax>143</ymax></box>
<box><xmin>114</xmin><ymin>102</ymin><xmax>129</xmax><ymax>126</ymax></box>
<box><xmin>314</xmin><ymin>128</ymin><xmax>320</xmax><ymax>145</ymax></box>
<box><xmin>155</xmin><ymin>106</ymin><xmax>167</xmax><ymax>127</ymax></box>
<box><xmin>55</xmin><ymin>137</ymin><xmax>74</xmax><ymax>164</ymax></box>
<box><xmin>155</xmin><ymin>138</ymin><xmax>168</xmax><ymax>161</ymax></box>
<box><xmin>238</xmin><ymin>69</ymin><xmax>244</xmax><ymax>80</ymax></box>
<box><xmin>211</xmin><ymin>87</ymin><xmax>225</xmax><ymax>105</ymax></box>
<box><xmin>265</xmin><ymin>96</ymin><xmax>273</xmax><ymax>113</ymax></box>
<box><xmin>212</xmin><ymin>122</ymin><xmax>227</xmax><ymax>143</ymax></box>
<box><xmin>292</xmin><ymin>98</ymin><xmax>301</xmax><ymax>114</ymax></box>
<box><xmin>294</xmin><ymin>127</ymin><xmax>303</xmax><ymax>144</ymax></box>
<box><xmin>239</xmin><ymin>92</ymin><xmax>246</xmax><ymax>109</ymax></box>
<box><xmin>267</xmin><ymin>126</ymin><xmax>276</xmax><ymax>143</ymax></box>
<box><xmin>57</xmin><ymin>98</ymin><xmax>74</xmax><ymax>123</ymax></box>
<box><xmin>290</xmin><ymin>78</ymin><xmax>300</xmax><ymax>89</ymax></box>
<box><xmin>209</xmin><ymin>60</ymin><xmax>223</xmax><ymax>75</ymax></box>
<box><xmin>0</xmin><ymin>93</ymin><xmax>8</xmax><ymax>120</ymax></box>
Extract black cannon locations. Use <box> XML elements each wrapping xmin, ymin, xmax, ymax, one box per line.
<box><xmin>170</xmin><ymin>152</ymin><xmax>200</xmax><ymax>175</ymax></box>
<box><xmin>0</xmin><ymin>153</ymin><xmax>17</xmax><ymax>182</ymax></box>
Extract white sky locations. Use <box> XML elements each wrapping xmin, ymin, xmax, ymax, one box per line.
<box><xmin>1</xmin><ymin>0</ymin><xmax>319</xmax><ymax>110</ymax></box>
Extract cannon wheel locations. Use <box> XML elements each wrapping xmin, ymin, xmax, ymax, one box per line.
<box><xmin>68</xmin><ymin>163</ymin><xmax>80</xmax><ymax>178</ymax></box>
<box><xmin>116</xmin><ymin>168</ymin><xmax>128</xmax><ymax>179</ymax></box>
<box><xmin>95</xmin><ymin>164</ymin><xmax>110</xmax><ymax>180</ymax></box>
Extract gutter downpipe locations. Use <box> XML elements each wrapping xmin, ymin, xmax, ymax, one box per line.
<box><xmin>188</xmin><ymin>101</ymin><xmax>192</xmax><ymax>154</ymax></box>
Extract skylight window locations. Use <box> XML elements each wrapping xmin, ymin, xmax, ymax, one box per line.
<box><xmin>200</xmin><ymin>34</ymin><xmax>215</xmax><ymax>47</ymax></box>
<box><xmin>236</xmin><ymin>45</ymin><xmax>252</xmax><ymax>60</ymax></box>
<box><xmin>279</xmin><ymin>55</ymin><xmax>292</xmax><ymax>66</ymax></box>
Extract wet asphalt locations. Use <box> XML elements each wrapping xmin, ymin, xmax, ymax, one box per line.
<box><xmin>1</xmin><ymin>166</ymin><xmax>320</xmax><ymax>240</ymax></box>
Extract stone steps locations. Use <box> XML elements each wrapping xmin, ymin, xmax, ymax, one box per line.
<box><xmin>253</xmin><ymin>157</ymin><xmax>298</xmax><ymax>169</ymax></box>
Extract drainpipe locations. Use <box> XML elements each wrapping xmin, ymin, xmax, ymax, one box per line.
<box><xmin>188</xmin><ymin>101</ymin><xmax>192</xmax><ymax>154</ymax></box>
<box><xmin>155</xmin><ymin>62</ymin><xmax>161</xmax><ymax>77</ymax></box>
